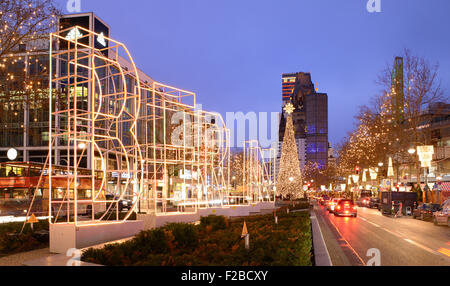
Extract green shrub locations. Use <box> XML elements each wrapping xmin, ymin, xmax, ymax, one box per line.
<box><xmin>134</xmin><ymin>228</ymin><xmax>169</xmax><ymax>254</ymax></box>
<box><xmin>200</xmin><ymin>215</ymin><xmax>227</xmax><ymax>231</ymax></box>
<box><xmin>0</xmin><ymin>233</ymin><xmax>47</xmax><ymax>256</ymax></box>
<box><xmin>82</xmin><ymin>211</ymin><xmax>313</xmax><ymax>266</ymax></box>
<box><xmin>0</xmin><ymin>220</ymin><xmax>49</xmax><ymax>257</ymax></box>
<box><xmin>0</xmin><ymin>219</ymin><xmax>49</xmax><ymax>236</ymax></box>
<box><xmin>165</xmin><ymin>223</ymin><xmax>198</xmax><ymax>250</ymax></box>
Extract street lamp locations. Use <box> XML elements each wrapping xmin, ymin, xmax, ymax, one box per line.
<box><xmin>378</xmin><ymin>162</ymin><xmax>384</xmax><ymax>167</ymax></box>
<box><xmin>7</xmin><ymin>148</ymin><xmax>18</xmax><ymax>161</ymax></box>
<box><xmin>77</xmin><ymin>142</ymin><xmax>86</xmax><ymax>150</ymax></box>
<box><xmin>408</xmin><ymin>148</ymin><xmax>416</xmax><ymax>155</ymax></box>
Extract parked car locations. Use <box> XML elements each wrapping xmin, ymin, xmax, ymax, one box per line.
<box><xmin>413</xmin><ymin>203</ymin><xmax>441</xmax><ymax>221</ymax></box>
<box><xmin>105</xmin><ymin>194</ymin><xmax>133</xmax><ymax>212</ymax></box>
<box><xmin>367</xmin><ymin>197</ymin><xmax>381</xmax><ymax>209</ymax></box>
<box><xmin>356</xmin><ymin>190</ymin><xmax>372</xmax><ymax>207</ymax></box>
<box><xmin>433</xmin><ymin>199</ymin><xmax>449</xmax><ymax>227</ymax></box>
<box><xmin>320</xmin><ymin>195</ymin><xmax>330</xmax><ymax>206</ymax></box>
<box><xmin>334</xmin><ymin>199</ymin><xmax>357</xmax><ymax>217</ymax></box>
<box><xmin>327</xmin><ymin>198</ymin><xmax>342</xmax><ymax>213</ymax></box>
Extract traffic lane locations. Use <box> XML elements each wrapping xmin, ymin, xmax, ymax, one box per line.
<box><xmin>356</xmin><ymin>207</ymin><xmax>450</xmax><ymax>255</ymax></box>
<box><xmin>313</xmin><ymin>205</ymin><xmax>365</xmax><ymax>265</ymax></box>
<box><xmin>316</xmin><ymin>205</ymin><xmax>450</xmax><ymax>266</ymax></box>
<box><xmin>316</xmin><ymin>205</ymin><xmax>424</xmax><ymax>266</ymax></box>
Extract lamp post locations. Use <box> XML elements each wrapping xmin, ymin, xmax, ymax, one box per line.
<box><xmin>377</xmin><ymin>162</ymin><xmax>384</xmax><ymax>198</ymax></box>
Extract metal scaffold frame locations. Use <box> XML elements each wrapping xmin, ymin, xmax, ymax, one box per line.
<box><xmin>138</xmin><ymin>82</ymin><xmax>232</xmax><ymax>215</ymax></box>
<box><xmin>243</xmin><ymin>140</ymin><xmax>277</xmax><ymax>204</ymax></box>
<box><xmin>46</xmin><ymin>26</ymin><xmax>235</xmax><ymax>225</ymax></box>
<box><xmin>49</xmin><ymin>26</ymin><xmax>144</xmax><ymax>225</ymax></box>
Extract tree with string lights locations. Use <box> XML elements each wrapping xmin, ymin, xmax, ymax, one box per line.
<box><xmin>0</xmin><ymin>0</ymin><xmax>60</xmax><ymax>150</ymax></box>
<box><xmin>276</xmin><ymin>103</ymin><xmax>303</xmax><ymax>199</ymax></box>
<box><xmin>337</xmin><ymin>49</ymin><xmax>446</xmax><ymax>192</ymax></box>
<box><xmin>0</xmin><ymin>0</ymin><xmax>60</xmax><ymax>59</ymax></box>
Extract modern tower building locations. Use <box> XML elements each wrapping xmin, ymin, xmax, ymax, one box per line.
<box><xmin>277</xmin><ymin>72</ymin><xmax>328</xmax><ymax>172</ymax></box>
<box><xmin>305</xmin><ymin>92</ymin><xmax>328</xmax><ymax>169</ymax></box>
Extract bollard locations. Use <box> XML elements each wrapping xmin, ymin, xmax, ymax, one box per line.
<box><xmin>245</xmin><ymin>234</ymin><xmax>250</xmax><ymax>250</ymax></box>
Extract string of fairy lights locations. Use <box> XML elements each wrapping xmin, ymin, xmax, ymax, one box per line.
<box><xmin>338</xmin><ymin>85</ymin><xmax>418</xmax><ymax>183</ymax></box>
<box><xmin>0</xmin><ymin>0</ymin><xmax>58</xmax><ymax>86</ymax></box>
<box><xmin>0</xmin><ymin>1</ymin><xmax>58</xmax><ymax>134</ymax></box>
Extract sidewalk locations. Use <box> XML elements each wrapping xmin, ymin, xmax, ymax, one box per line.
<box><xmin>0</xmin><ymin>237</ymin><xmax>135</xmax><ymax>266</ymax></box>
<box><xmin>0</xmin><ymin>248</ymin><xmax>55</xmax><ymax>266</ymax></box>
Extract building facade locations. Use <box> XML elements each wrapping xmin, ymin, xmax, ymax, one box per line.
<box><xmin>0</xmin><ymin>13</ymin><xmax>236</xmax><ymax>218</ymax></box>
<box><xmin>278</xmin><ymin>72</ymin><xmax>328</xmax><ymax>171</ymax></box>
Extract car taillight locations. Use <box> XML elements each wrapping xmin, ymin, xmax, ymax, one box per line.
<box><xmin>337</xmin><ymin>206</ymin><xmax>341</xmax><ymax>210</ymax></box>
<box><xmin>363</xmin><ymin>200</ymin><xmax>366</xmax><ymax>203</ymax></box>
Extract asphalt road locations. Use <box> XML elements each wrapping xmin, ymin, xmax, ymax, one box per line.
<box><xmin>314</xmin><ymin>203</ymin><xmax>450</xmax><ymax>266</ymax></box>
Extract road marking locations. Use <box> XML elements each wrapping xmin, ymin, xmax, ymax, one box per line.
<box><xmin>325</xmin><ymin>214</ymin><xmax>366</xmax><ymax>266</ymax></box>
<box><xmin>404</xmin><ymin>239</ymin><xmax>440</xmax><ymax>256</ymax></box>
<box><xmin>381</xmin><ymin>228</ymin><xmax>403</xmax><ymax>238</ymax></box>
<box><xmin>366</xmin><ymin>221</ymin><xmax>380</xmax><ymax>228</ymax></box>
<box><xmin>437</xmin><ymin>248</ymin><xmax>450</xmax><ymax>257</ymax></box>
<box><xmin>323</xmin><ymin>204</ymin><xmax>450</xmax><ymax>262</ymax></box>
<box><xmin>359</xmin><ymin>216</ymin><xmax>381</xmax><ymax>228</ymax></box>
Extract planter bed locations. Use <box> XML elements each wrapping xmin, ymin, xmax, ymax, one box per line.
<box><xmin>82</xmin><ymin>212</ymin><xmax>312</xmax><ymax>266</ymax></box>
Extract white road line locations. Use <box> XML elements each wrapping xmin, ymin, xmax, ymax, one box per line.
<box><xmin>361</xmin><ymin>216</ymin><xmax>448</xmax><ymax>259</ymax></box>
<box><xmin>310</xmin><ymin>213</ymin><xmax>333</xmax><ymax>266</ymax></box>
<box><xmin>358</xmin><ymin>216</ymin><xmax>380</xmax><ymax>227</ymax></box>
<box><xmin>404</xmin><ymin>239</ymin><xmax>440</xmax><ymax>256</ymax></box>
<box><xmin>326</xmin><ymin>215</ymin><xmax>366</xmax><ymax>266</ymax></box>
<box><xmin>381</xmin><ymin>228</ymin><xmax>403</xmax><ymax>238</ymax></box>
<box><xmin>366</xmin><ymin>221</ymin><xmax>380</xmax><ymax>228</ymax></box>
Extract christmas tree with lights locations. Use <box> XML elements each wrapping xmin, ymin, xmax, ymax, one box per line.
<box><xmin>276</xmin><ymin>103</ymin><xmax>303</xmax><ymax>199</ymax></box>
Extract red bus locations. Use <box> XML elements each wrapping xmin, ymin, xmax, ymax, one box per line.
<box><xmin>0</xmin><ymin>162</ymin><xmax>105</xmax><ymax>218</ymax></box>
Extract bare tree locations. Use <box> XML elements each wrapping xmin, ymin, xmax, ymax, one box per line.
<box><xmin>338</xmin><ymin>49</ymin><xmax>446</xmax><ymax>190</ymax></box>
<box><xmin>0</xmin><ymin>0</ymin><xmax>60</xmax><ymax>59</ymax></box>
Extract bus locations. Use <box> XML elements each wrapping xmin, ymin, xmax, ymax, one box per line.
<box><xmin>0</xmin><ymin>161</ymin><xmax>106</xmax><ymax>219</ymax></box>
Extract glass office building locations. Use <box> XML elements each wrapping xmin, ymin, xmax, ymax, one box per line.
<box><xmin>305</xmin><ymin>93</ymin><xmax>328</xmax><ymax>169</ymax></box>
<box><xmin>278</xmin><ymin>72</ymin><xmax>328</xmax><ymax>170</ymax></box>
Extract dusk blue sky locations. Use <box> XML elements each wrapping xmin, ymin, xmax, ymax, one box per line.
<box><xmin>56</xmin><ymin>0</ymin><xmax>450</xmax><ymax>148</ymax></box>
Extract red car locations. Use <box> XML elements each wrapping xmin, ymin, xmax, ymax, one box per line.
<box><xmin>334</xmin><ymin>199</ymin><xmax>357</xmax><ymax>217</ymax></box>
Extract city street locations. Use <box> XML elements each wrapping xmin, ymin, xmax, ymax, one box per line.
<box><xmin>314</xmin><ymin>203</ymin><xmax>450</xmax><ymax>266</ymax></box>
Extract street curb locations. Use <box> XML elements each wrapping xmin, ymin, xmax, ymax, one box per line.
<box><xmin>310</xmin><ymin>210</ymin><xmax>332</xmax><ymax>266</ymax></box>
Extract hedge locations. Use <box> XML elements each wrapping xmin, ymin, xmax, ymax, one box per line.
<box><xmin>0</xmin><ymin>220</ymin><xmax>49</xmax><ymax>257</ymax></box>
<box><xmin>82</xmin><ymin>212</ymin><xmax>312</xmax><ymax>266</ymax></box>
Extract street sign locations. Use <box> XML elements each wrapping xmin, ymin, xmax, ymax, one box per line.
<box><xmin>27</xmin><ymin>213</ymin><xmax>38</xmax><ymax>224</ymax></box>
<box><xmin>241</xmin><ymin>221</ymin><xmax>248</xmax><ymax>238</ymax></box>
<box><xmin>27</xmin><ymin>213</ymin><xmax>38</xmax><ymax>231</ymax></box>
